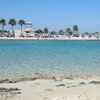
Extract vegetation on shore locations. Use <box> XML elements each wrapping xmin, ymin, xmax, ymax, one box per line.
<box><xmin>0</xmin><ymin>19</ymin><xmax>100</xmax><ymax>38</ymax></box>
<box><xmin>0</xmin><ymin>18</ymin><xmax>79</xmax><ymax>35</ymax></box>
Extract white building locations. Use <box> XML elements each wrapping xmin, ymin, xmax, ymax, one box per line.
<box><xmin>10</xmin><ymin>22</ymin><xmax>36</xmax><ymax>37</ymax></box>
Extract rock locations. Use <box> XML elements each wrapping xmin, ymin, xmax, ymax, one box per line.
<box><xmin>56</xmin><ymin>84</ymin><xmax>66</xmax><ymax>87</ymax></box>
<box><xmin>9</xmin><ymin>88</ymin><xmax>20</xmax><ymax>91</ymax></box>
<box><xmin>79</xmin><ymin>82</ymin><xmax>86</xmax><ymax>85</ymax></box>
<box><xmin>66</xmin><ymin>75</ymin><xmax>74</xmax><ymax>80</ymax></box>
<box><xmin>53</xmin><ymin>76</ymin><xmax>63</xmax><ymax>82</ymax></box>
<box><xmin>89</xmin><ymin>81</ymin><xmax>100</xmax><ymax>84</ymax></box>
<box><xmin>0</xmin><ymin>87</ymin><xmax>21</xmax><ymax>99</ymax></box>
<box><xmin>9</xmin><ymin>79</ymin><xmax>16</xmax><ymax>83</ymax></box>
<box><xmin>66</xmin><ymin>85</ymin><xmax>76</xmax><ymax>88</ymax></box>
<box><xmin>0</xmin><ymin>88</ymin><xmax>20</xmax><ymax>92</ymax></box>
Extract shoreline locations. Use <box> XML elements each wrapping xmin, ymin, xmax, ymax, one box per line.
<box><xmin>0</xmin><ymin>73</ymin><xmax>100</xmax><ymax>83</ymax></box>
<box><xmin>0</xmin><ymin>37</ymin><xmax>100</xmax><ymax>41</ymax></box>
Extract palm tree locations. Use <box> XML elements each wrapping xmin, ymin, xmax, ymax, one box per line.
<box><xmin>43</xmin><ymin>27</ymin><xmax>49</xmax><ymax>34</ymax></box>
<box><xmin>73</xmin><ymin>25</ymin><xmax>78</xmax><ymax>33</ymax></box>
<box><xmin>0</xmin><ymin>19</ymin><xmax>6</xmax><ymax>36</ymax></box>
<box><xmin>66</xmin><ymin>28</ymin><xmax>71</xmax><ymax>34</ymax></box>
<box><xmin>9</xmin><ymin>18</ymin><xmax>16</xmax><ymax>37</ymax></box>
<box><xmin>18</xmin><ymin>20</ymin><xmax>25</xmax><ymax>34</ymax></box>
<box><xmin>66</xmin><ymin>28</ymin><xmax>72</xmax><ymax>38</ymax></box>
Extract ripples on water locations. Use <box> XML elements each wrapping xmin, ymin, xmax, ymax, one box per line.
<box><xmin>0</xmin><ymin>40</ymin><xmax>100</xmax><ymax>78</ymax></box>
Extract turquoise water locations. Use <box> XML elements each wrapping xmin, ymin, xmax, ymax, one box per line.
<box><xmin>0</xmin><ymin>40</ymin><xmax>100</xmax><ymax>78</ymax></box>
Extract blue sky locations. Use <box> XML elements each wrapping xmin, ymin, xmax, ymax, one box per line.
<box><xmin>0</xmin><ymin>0</ymin><xmax>100</xmax><ymax>32</ymax></box>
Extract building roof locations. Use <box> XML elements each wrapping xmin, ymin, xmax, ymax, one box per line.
<box><xmin>25</xmin><ymin>22</ymin><xmax>32</xmax><ymax>25</ymax></box>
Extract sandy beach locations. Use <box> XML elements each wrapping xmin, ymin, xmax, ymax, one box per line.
<box><xmin>0</xmin><ymin>37</ymin><xmax>100</xmax><ymax>41</ymax></box>
<box><xmin>0</xmin><ymin>74</ymin><xmax>100</xmax><ymax>100</ymax></box>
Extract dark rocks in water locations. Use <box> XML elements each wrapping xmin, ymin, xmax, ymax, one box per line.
<box><xmin>0</xmin><ymin>73</ymin><xmax>76</xmax><ymax>84</ymax></box>
<box><xmin>89</xmin><ymin>81</ymin><xmax>100</xmax><ymax>84</ymax></box>
<box><xmin>56</xmin><ymin>84</ymin><xmax>66</xmax><ymax>87</ymax></box>
<box><xmin>0</xmin><ymin>76</ymin><xmax>36</xmax><ymax>84</ymax></box>
<box><xmin>0</xmin><ymin>78</ymin><xmax>17</xmax><ymax>84</ymax></box>
<box><xmin>8</xmin><ymin>79</ymin><xmax>17</xmax><ymax>83</ymax></box>
<box><xmin>0</xmin><ymin>73</ymin><xmax>51</xmax><ymax>84</ymax></box>
<box><xmin>0</xmin><ymin>79</ymin><xmax>9</xmax><ymax>84</ymax></box>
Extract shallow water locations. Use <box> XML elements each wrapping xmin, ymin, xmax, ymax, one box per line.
<box><xmin>0</xmin><ymin>40</ymin><xmax>100</xmax><ymax>78</ymax></box>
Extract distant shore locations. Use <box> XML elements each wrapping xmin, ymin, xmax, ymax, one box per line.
<box><xmin>0</xmin><ymin>37</ymin><xmax>100</xmax><ymax>40</ymax></box>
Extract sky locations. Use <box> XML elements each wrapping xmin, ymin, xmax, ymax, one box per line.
<box><xmin>0</xmin><ymin>0</ymin><xmax>100</xmax><ymax>32</ymax></box>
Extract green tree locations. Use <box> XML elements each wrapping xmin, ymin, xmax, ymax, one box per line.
<box><xmin>9</xmin><ymin>18</ymin><xmax>16</xmax><ymax>37</ymax></box>
<box><xmin>35</xmin><ymin>29</ymin><xmax>43</xmax><ymax>34</ymax></box>
<box><xmin>50</xmin><ymin>31</ymin><xmax>56</xmax><ymax>35</ymax></box>
<box><xmin>43</xmin><ymin>27</ymin><xmax>49</xmax><ymax>34</ymax></box>
<box><xmin>0</xmin><ymin>19</ymin><xmax>6</xmax><ymax>36</ymax></box>
<box><xmin>59</xmin><ymin>30</ymin><xmax>64</xmax><ymax>34</ymax></box>
<box><xmin>73</xmin><ymin>25</ymin><xmax>78</xmax><ymax>33</ymax></box>
<box><xmin>66</xmin><ymin>28</ymin><xmax>71</xmax><ymax>33</ymax></box>
<box><xmin>66</xmin><ymin>28</ymin><xmax>72</xmax><ymax>38</ymax></box>
<box><xmin>18</xmin><ymin>20</ymin><xmax>25</xmax><ymax>34</ymax></box>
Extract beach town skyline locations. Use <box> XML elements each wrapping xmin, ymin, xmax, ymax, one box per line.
<box><xmin>0</xmin><ymin>0</ymin><xmax>100</xmax><ymax>32</ymax></box>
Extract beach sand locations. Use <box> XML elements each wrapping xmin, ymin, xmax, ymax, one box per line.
<box><xmin>0</xmin><ymin>75</ymin><xmax>100</xmax><ymax>100</ymax></box>
<box><xmin>0</xmin><ymin>37</ymin><xmax>100</xmax><ymax>41</ymax></box>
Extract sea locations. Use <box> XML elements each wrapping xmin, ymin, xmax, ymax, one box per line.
<box><xmin>0</xmin><ymin>40</ymin><xmax>100</xmax><ymax>79</ymax></box>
